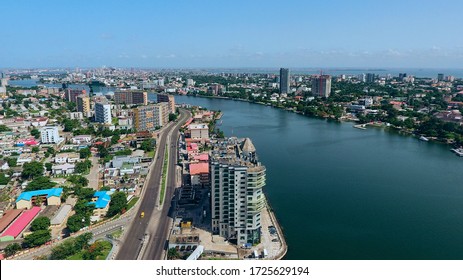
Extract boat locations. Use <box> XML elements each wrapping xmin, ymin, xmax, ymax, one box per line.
<box><xmin>353</xmin><ymin>124</ymin><xmax>366</xmax><ymax>130</ymax></box>
<box><xmin>419</xmin><ymin>136</ymin><xmax>429</xmax><ymax>142</ymax></box>
<box><xmin>451</xmin><ymin>148</ymin><xmax>463</xmax><ymax>157</ymax></box>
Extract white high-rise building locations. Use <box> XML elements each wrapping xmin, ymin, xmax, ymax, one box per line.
<box><xmin>95</xmin><ymin>102</ymin><xmax>112</xmax><ymax>124</ymax></box>
<box><xmin>41</xmin><ymin>126</ymin><xmax>60</xmax><ymax>144</ymax></box>
<box><xmin>210</xmin><ymin>137</ymin><xmax>266</xmax><ymax>245</ymax></box>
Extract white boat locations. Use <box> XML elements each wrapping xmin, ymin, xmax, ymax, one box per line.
<box><xmin>353</xmin><ymin>124</ymin><xmax>366</xmax><ymax>130</ymax></box>
<box><xmin>451</xmin><ymin>148</ymin><xmax>463</xmax><ymax>157</ymax></box>
<box><xmin>419</xmin><ymin>136</ymin><xmax>429</xmax><ymax>142</ymax></box>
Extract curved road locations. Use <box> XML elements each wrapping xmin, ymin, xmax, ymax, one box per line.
<box><xmin>117</xmin><ymin>109</ymin><xmax>190</xmax><ymax>260</ymax></box>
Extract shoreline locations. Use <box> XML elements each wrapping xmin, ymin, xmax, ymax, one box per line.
<box><xmin>186</xmin><ymin>93</ymin><xmax>460</xmax><ymax>149</ymax></box>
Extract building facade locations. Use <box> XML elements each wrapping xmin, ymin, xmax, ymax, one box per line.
<box><xmin>65</xmin><ymin>89</ymin><xmax>86</xmax><ymax>103</ymax></box>
<box><xmin>95</xmin><ymin>102</ymin><xmax>112</xmax><ymax>124</ymax></box>
<box><xmin>76</xmin><ymin>94</ymin><xmax>91</xmax><ymax>115</ymax></box>
<box><xmin>114</xmin><ymin>90</ymin><xmax>148</xmax><ymax>106</ymax></box>
<box><xmin>157</xmin><ymin>94</ymin><xmax>176</xmax><ymax>113</ymax></box>
<box><xmin>40</xmin><ymin>126</ymin><xmax>60</xmax><ymax>144</ymax></box>
<box><xmin>210</xmin><ymin>137</ymin><xmax>266</xmax><ymax>245</ymax></box>
<box><xmin>279</xmin><ymin>68</ymin><xmax>290</xmax><ymax>94</ymax></box>
<box><xmin>312</xmin><ymin>75</ymin><xmax>332</xmax><ymax>98</ymax></box>
<box><xmin>133</xmin><ymin>102</ymin><xmax>169</xmax><ymax>132</ymax></box>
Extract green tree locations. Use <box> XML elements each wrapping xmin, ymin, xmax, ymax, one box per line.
<box><xmin>169</xmin><ymin>113</ymin><xmax>178</xmax><ymax>122</ymax></box>
<box><xmin>22</xmin><ymin>230</ymin><xmax>51</xmax><ymax>248</ymax></box>
<box><xmin>4</xmin><ymin>243</ymin><xmax>22</xmax><ymax>257</ymax></box>
<box><xmin>79</xmin><ymin>147</ymin><xmax>91</xmax><ymax>159</ymax></box>
<box><xmin>106</xmin><ymin>191</ymin><xmax>127</xmax><ymax>217</ymax></box>
<box><xmin>30</xmin><ymin>217</ymin><xmax>51</xmax><ymax>231</ymax></box>
<box><xmin>74</xmin><ymin>232</ymin><xmax>93</xmax><ymax>251</ymax></box>
<box><xmin>67</xmin><ymin>175</ymin><xmax>89</xmax><ymax>187</ymax></box>
<box><xmin>66</xmin><ymin>214</ymin><xmax>88</xmax><ymax>233</ymax></box>
<box><xmin>82</xmin><ymin>242</ymin><xmax>104</xmax><ymax>260</ymax></box>
<box><xmin>31</xmin><ymin>146</ymin><xmax>40</xmax><ymax>153</ymax></box>
<box><xmin>0</xmin><ymin>125</ymin><xmax>11</xmax><ymax>132</ymax></box>
<box><xmin>25</xmin><ymin>176</ymin><xmax>57</xmax><ymax>191</ymax></box>
<box><xmin>50</xmin><ymin>239</ymin><xmax>78</xmax><ymax>260</ymax></box>
<box><xmin>111</xmin><ymin>135</ymin><xmax>120</xmax><ymax>145</ymax></box>
<box><xmin>167</xmin><ymin>248</ymin><xmax>180</xmax><ymax>260</ymax></box>
<box><xmin>21</xmin><ymin>161</ymin><xmax>44</xmax><ymax>179</ymax></box>
<box><xmin>30</xmin><ymin>128</ymin><xmax>40</xmax><ymax>139</ymax></box>
<box><xmin>75</xmin><ymin>160</ymin><xmax>92</xmax><ymax>174</ymax></box>
<box><xmin>0</xmin><ymin>173</ymin><xmax>10</xmax><ymax>185</ymax></box>
<box><xmin>7</xmin><ymin>157</ymin><xmax>17</xmax><ymax>167</ymax></box>
<box><xmin>140</xmin><ymin>139</ymin><xmax>155</xmax><ymax>152</ymax></box>
<box><xmin>45</xmin><ymin>162</ymin><xmax>53</xmax><ymax>171</ymax></box>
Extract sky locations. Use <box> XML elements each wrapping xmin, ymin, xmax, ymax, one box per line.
<box><xmin>2</xmin><ymin>0</ymin><xmax>463</xmax><ymax>68</ymax></box>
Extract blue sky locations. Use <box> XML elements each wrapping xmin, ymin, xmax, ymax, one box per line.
<box><xmin>2</xmin><ymin>0</ymin><xmax>463</xmax><ymax>68</ymax></box>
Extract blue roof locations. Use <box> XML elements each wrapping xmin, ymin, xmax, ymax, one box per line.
<box><xmin>88</xmin><ymin>191</ymin><xmax>111</xmax><ymax>209</ymax></box>
<box><xmin>16</xmin><ymin>188</ymin><xmax>63</xmax><ymax>202</ymax></box>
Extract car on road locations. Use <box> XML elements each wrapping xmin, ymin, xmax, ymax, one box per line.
<box><xmin>140</xmin><ymin>211</ymin><xmax>145</xmax><ymax>218</ymax></box>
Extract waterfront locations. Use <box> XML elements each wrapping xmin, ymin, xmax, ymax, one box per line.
<box><xmin>165</xmin><ymin>94</ymin><xmax>463</xmax><ymax>260</ymax></box>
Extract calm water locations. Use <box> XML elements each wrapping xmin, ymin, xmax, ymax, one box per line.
<box><xmin>165</xmin><ymin>95</ymin><xmax>463</xmax><ymax>260</ymax></box>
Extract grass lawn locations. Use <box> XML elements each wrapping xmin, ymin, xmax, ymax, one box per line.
<box><xmin>67</xmin><ymin>240</ymin><xmax>112</xmax><ymax>260</ymax></box>
<box><xmin>147</xmin><ymin>150</ymin><xmax>155</xmax><ymax>158</ymax></box>
<box><xmin>126</xmin><ymin>197</ymin><xmax>139</xmax><ymax>210</ymax></box>
<box><xmin>159</xmin><ymin>145</ymin><xmax>169</xmax><ymax>205</ymax></box>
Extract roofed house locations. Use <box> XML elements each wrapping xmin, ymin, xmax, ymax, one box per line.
<box><xmin>88</xmin><ymin>191</ymin><xmax>111</xmax><ymax>217</ymax></box>
<box><xmin>52</xmin><ymin>163</ymin><xmax>75</xmax><ymax>175</ymax></box>
<box><xmin>16</xmin><ymin>188</ymin><xmax>63</xmax><ymax>209</ymax></box>
<box><xmin>189</xmin><ymin>162</ymin><xmax>209</xmax><ymax>187</ymax></box>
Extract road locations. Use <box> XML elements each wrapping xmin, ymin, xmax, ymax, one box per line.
<box><xmin>116</xmin><ymin>109</ymin><xmax>190</xmax><ymax>260</ymax></box>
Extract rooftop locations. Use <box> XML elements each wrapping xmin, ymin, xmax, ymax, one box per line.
<box><xmin>16</xmin><ymin>188</ymin><xmax>63</xmax><ymax>202</ymax></box>
<box><xmin>189</xmin><ymin>162</ymin><xmax>209</xmax><ymax>175</ymax></box>
<box><xmin>89</xmin><ymin>191</ymin><xmax>111</xmax><ymax>209</ymax></box>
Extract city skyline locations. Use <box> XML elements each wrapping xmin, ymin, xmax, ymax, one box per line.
<box><xmin>2</xmin><ymin>0</ymin><xmax>463</xmax><ymax>68</ymax></box>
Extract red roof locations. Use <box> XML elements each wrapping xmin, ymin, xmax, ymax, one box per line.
<box><xmin>190</xmin><ymin>163</ymin><xmax>209</xmax><ymax>175</ymax></box>
<box><xmin>187</xmin><ymin>143</ymin><xmax>199</xmax><ymax>152</ymax></box>
<box><xmin>193</xmin><ymin>153</ymin><xmax>209</xmax><ymax>161</ymax></box>
<box><xmin>1</xmin><ymin>207</ymin><xmax>41</xmax><ymax>238</ymax></box>
<box><xmin>182</xmin><ymin>118</ymin><xmax>194</xmax><ymax>128</ymax></box>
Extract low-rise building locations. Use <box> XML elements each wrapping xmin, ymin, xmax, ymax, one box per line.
<box><xmin>52</xmin><ymin>163</ymin><xmax>75</xmax><ymax>175</ymax></box>
<box><xmin>89</xmin><ymin>191</ymin><xmax>111</xmax><ymax>217</ymax></box>
<box><xmin>16</xmin><ymin>188</ymin><xmax>63</xmax><ymax>209</ymax></box>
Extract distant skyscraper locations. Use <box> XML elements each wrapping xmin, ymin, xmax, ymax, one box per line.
<box><xmin>279</xmin><ymin>68</ymin><xmax>290</xmax><ymax>94</ymax></box>
<box><xmin>437</xmin><ymin>73</ymin><xmax>444</xmax><ymax>81</ymax></box>
<box><xmin>366</xmin><ymin>73</ymin><xmax>375</xmax><ymax>83</ymax></box>
<box><xmin>312</xmin><ymin>75</ymin><xmax>332</xmax><ymax>98</ymax></box>
<box><xmin>398</xmin><ymin>73</ymin><xmax>407</xmax><ymax>80</ymax></box>
<box><xmin>114</xmin><ymin>90</ymin><xmax>147</xmax><ymax>106</ymax></box>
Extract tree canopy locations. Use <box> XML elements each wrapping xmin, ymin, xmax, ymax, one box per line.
<box><xmin>21</xmin><ymin>161</ymin><xmax>44</xmax><ymax>179</ymax></box>
<box><xmin>106</xmin><ymin>191</ymin><xmax>127</xmax><ymax>217</ymax></box>
<box><xmin>30</xmin><ymin>217</ymin><xmax>51</xmax><ymax>231</ymax></box>
<box><xmin>25</xmin><ymin>176</ymin><xmax>57</xmax><ymax>191</ymax></box>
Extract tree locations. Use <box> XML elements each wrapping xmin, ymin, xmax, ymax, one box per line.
<box><xmin>50</xmin><ymin>239</ymin><xmax>78</xmax><ymax>260</ymax></box>
<box><xmin>0</xmin><ymin>125</ymin><xmax>11</xmax><ymax>132</ymax></box>
<box><xmin>74</xmin><ymin>232</ymin><xmax>93</xmax><ymax>251</ymax></box>
<box><xmin>4</xmin><ymin>243</ymin><xmax>22</xmax><ymax>257</ymax></box>
<box><xmin>140</xmin><ymin>139</ymin><xmax>155</xmax><ymax>152</ymax></box>
<box><xmin>167</xmin><ymin>248</ymin><xmax>180</xmax><ymax>260</ymax></box>
<box><xmin>106</xmin><ymin>191</ymin><xmax>127</xmax><ymax>217</ymax></box>
<box><xmin>82</xmin><ymin>242</ymin><xmax>104</xmax><ymax>260</ymax></box>
<box><xmin>66</xmin><ymin>214</ymin><xmax>88</xmax><ymax>233</ymax></box>
<box><xmin>169</xmin><ymin>113</ymin><xmax>178</xmax><ymax>122</ymax></box>
<box><xmin>0</xmin><ymin>173</ymin><xmax>10</xmax><ymax>185</ymax></box>
<box><xmin>21</xmin><ymin>161</ymin><xmax>44</xmax><ymax>179</ymax></box>
<box><xmin>75</xmin><ymin>160</ymin><xmax>92</xmax><ymax>174</ymax></box>
<box><xmin>111</xmin><ymin>135</ymin><xmax>120</xmax><ymax>145</ymax></box>
<box><xmin>79</xmin><ymin>147</ymin><xmax>91</xmax><ymax>159</ymax></box>
<box><xmin>68</xmin><ymin>175</ymin><xmax>89</xmax><ymax>187</ymax></box>
<box><xmin>30</xmin><ymin>128</ymin><xmax>40</xmax><ymax>139</ymax></box>
<box><xmin>30</xmin><ymin>217</ymin><xmax>51</xmax><ymax>231</ymax></box>
<box><xmin>45</xmin><ymin>162</ymin><xmax>53</xmax><ymax>172</ymax></box>
<box><xmin>25</xmin><ymin>176</ymin><xmax>57</xmax><ymax>191</ymax></box>
<box><xmin>22</xmin><ymin>230</ymin><xmax>51</xmax><ymax>248</ymax></box>
<box><xmin>7</xmin><ymin>157</ymin><xmax>17</xmax><ymax>167</ymax></box>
